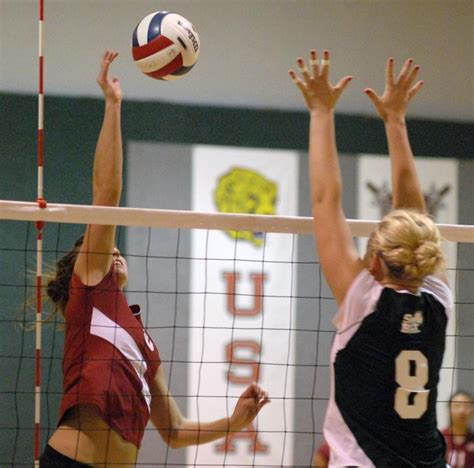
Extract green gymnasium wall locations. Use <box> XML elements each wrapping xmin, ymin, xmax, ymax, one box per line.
<box><xmin>0</xmin><ymin>92</ymin><xmax>472</xmax><ymax>464</ymax></box>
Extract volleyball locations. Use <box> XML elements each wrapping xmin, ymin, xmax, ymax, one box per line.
<box><xmin>132</xmin><ymin>11</ymin><xmax>200</xmax><ymax>81</ymax></box>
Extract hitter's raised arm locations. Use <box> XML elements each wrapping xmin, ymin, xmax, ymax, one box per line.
<box><xmin>75</xmin><ymin>50</ymin><xmax>123</xmax><ymax>286</ymax></box>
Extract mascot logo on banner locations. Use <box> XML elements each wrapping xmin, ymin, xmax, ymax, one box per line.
<box><xmin>214</xmin><ymin>167</ymin><xmax>277</xmax><ymax>247</ymax></box>
<box><xmin>367</xmin><ymin>181</ymin><xmax>451</xmax><ymax>218</ymax></box>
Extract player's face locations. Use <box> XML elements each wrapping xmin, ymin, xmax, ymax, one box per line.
<box><xmin>450</xmin><ymin>394</ymin><xmax>474</xmax><ymax>426</ymax></box>
<box><xmin>113</xmin><ymin>247</ymin><xmax>128</xmax><ymax>289</ymax></box>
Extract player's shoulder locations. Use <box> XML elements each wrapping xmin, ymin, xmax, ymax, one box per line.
<box><xmin>333</xmin><ymin>269</ymin><xmax>383</xmax><ymax>330</ymax></box>
<box><xmin>347</xmin><ymin>269</ymin><xmax>382</xmax><ymax>299</ymax></box>
<box><xmin>420</xmin><ymin>275</ymin><xmax>453</xmax><ymax>316</ymax></box>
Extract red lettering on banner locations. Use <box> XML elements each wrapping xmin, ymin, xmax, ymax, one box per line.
<box><xmin>223</xmin><ymin>272</ymin><xmax>266</xmax><ymax>316</ymax></box>
<box><xmin>215</xmin><ymin>422</ymin><xmax>269</xmax><ymax>454</ymax></box>
<box><xmin>226</xmin><ymin>341</ymin><xmax>261</xmax><ymax>384</ymax></box>
<box><xmin>217</xmin><ymin>271</ymin><xmax>269</xmax><ymax>456</ymax></box>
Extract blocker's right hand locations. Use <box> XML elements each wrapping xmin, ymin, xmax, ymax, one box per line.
<box><xmin>289</xmin><ymin>49</ymin><xmax>352</xmax><ymax>113</ymax></box>
<box><xmin>96</xmin><ymin>50</ymin><xmax>122</xmax><ymax>104</ymax></box>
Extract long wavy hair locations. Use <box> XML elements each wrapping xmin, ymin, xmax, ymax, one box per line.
<box><xmin>46</xmin><ymin>235</ymin><xmax>84</xmax><ymax>317</ymax></box>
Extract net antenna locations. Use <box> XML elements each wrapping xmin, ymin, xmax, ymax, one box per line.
<box><xmin>34</xmin><ymin>0</ymin><xmax>47</xmax><ymax>465</ymax></box>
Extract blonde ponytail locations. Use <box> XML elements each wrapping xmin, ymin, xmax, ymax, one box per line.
<box><xmin>368</xmin><ymin>210</ymin><xmax>445</xmax><ymax>283</ymax></box>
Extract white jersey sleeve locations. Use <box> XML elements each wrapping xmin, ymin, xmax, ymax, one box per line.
<box><xmin>420</xmin><ymin>275</ymin><xmax>453</xmax><ymax>319</ymax></box>
<box><xmin>332</xmin><ymin>269</ymin><xmax>383</xmax><ymax>332</ymax></box>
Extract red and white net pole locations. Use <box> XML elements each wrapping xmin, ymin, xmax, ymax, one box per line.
<box><xmin>35</xmin><ymin>0</ymin><xmax>46</xmax><ymax>464</ymax></box>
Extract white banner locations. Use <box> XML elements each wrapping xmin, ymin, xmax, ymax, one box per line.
<box><xmin>188</xmin><ymin>145</ymin><xmax>299</xmax><ymax>466</ymax></box>
<box><xmin>358</xmin><ymin>154</ymin><xmax>458</xmax><ymax>429</ymax></box>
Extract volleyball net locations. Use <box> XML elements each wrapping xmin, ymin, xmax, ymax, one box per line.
<box><xmin>0</xmin><ymin>201</ymin><xmax>472</xmax><ymax>466</ymax></box>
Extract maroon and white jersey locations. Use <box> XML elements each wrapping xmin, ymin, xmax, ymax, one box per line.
<box><xmin>58</xmin><ymin>266</ymin><xmax>161</xmax><ymax>448</ymax></box>
<box><xmin>315</xmin><ymin>440</ymin><xmax>330</xmax><ymax>463</ymax></box>
<box><xmin>443</xmin><ymin>429</ymin><xmax>474</xmax><ymax>468</ymax></box>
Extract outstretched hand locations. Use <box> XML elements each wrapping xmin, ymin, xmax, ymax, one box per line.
<box><xmin>230</xmin><ymin>383</ymin><xmax>270</xmax><ymax>431</ymax></box>
<box><xmin>364</xmin><ymin>58</ymin><xmax>423</xmax><ymax>122</ymax></box>
<box><xmin>289</xmin><ymin>50</ymin><xmax>352</xmax><ymax>112</ymax></box>
<box><xmin>96</xmin><ymin>50</ymin><xmax>122</xmax><ymax>104</ymax></box>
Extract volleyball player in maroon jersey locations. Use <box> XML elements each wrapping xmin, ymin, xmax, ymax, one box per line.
<box><xmin>290</xmin><ymin>51</ymin><xmax>452</xmax><ymax>466</ymax></box>
<box><xmin>443</xmin><ymin>391</ymin><xmax>474</xmax><ymax>467</ymax></box>
<box><xmin>312</xmin><ymin>440</ymin><xmax>330</xmax><ymax>467</ymax></box>
<box><xmin>40</xmin><ymin>50</ymin><xmax>270</xmax><ymax>467</ymax></box>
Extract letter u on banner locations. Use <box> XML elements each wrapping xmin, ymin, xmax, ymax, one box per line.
<box><xmin>223</xmin><ymin>272</ymin><xmax>266</xmax><ymax>317</ymax></box>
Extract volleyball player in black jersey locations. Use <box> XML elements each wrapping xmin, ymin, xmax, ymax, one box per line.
<box><xmin>290</xmin><ymin>51</ymin><xmax>452</xmax><ymax>466</ymax></box>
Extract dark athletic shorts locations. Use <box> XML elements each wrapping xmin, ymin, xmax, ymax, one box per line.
<box><xmin>39</xmin><ymin>444</ymin><xmax>92</xmax><ymax>467</ymax></box>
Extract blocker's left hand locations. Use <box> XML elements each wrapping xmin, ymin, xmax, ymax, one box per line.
<box><xmin>230</xmin><ymin>383</ymin><xmax>270</xmax><ymax>431</ymax></box>
<box><xmin>364</xmin><ymin>57</ymin><xmax>424</xmax><ymax>122</ymax></box>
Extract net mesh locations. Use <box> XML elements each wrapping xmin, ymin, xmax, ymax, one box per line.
<box><xmin>0</xmin><ymin>206</ymin><xmax>472</xmax><ymax>466</ymax></box>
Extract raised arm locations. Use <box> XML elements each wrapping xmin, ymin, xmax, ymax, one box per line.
<box><xmin>150</xmin><ymin>367</ymin><xmax>270</xmax><ymax>448</ymax></box>
<box><xmin>289</xmin><ymin>50</ymin><xmax>363</xmax><ymax>305</ymax></box>
<box><xmin>74</xmin><ymin>50</ymin><xmax>123</xmax><ymax>286</ymax></box>
<box><xmin>364</xmin><ymin>58</ymin><xmax>426</xmax><ymax>212</ymax></box>
<box><xmin>365</xmin><ymin>60</ymin><xmax>449</xmax><ymax>283</ymax></box>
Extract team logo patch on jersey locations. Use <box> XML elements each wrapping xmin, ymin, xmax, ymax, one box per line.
<box><xmin>401</xmin><ymin>311</ymin><xmax>423</xmax><ymax>334</ymax></box>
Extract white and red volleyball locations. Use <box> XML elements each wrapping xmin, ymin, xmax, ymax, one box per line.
<box><xmin>132</xmin><ymin>11</ymin><xmax>200</xmax><ymax>81</ymax></box>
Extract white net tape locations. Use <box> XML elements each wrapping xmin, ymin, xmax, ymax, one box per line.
<box><xmin>1</xmin><ymin>200</ymin><xmax>473</xmax><ymax>242</ymax></box>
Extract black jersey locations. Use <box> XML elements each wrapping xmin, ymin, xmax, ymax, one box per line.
<box><xmin>324</xmin><ymin>270</ymin><xmax>453</xmax><ymax>467</ymax></box>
